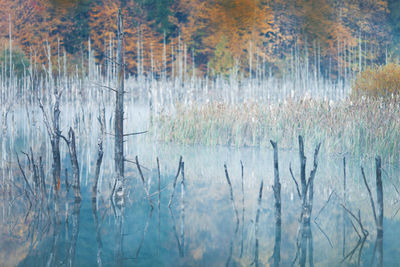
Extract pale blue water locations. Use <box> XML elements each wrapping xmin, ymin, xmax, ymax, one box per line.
<box><xmin>6</xmin><ymin>143</ymin><xmax>400</xmax><ymax>267</ymax></box>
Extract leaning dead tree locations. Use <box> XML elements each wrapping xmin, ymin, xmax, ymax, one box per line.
<box><xmin>361</xmin><ymin>156</ymin><xmax>384</xmax><ymax>267</ymax></box>
<box><xmin>114</xmin><ymin>8</ymin><xmax>125</xmax><ymax>205</ymax></box>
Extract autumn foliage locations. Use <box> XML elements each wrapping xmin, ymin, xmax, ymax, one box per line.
<box><xmin>0</xmin><ymin>0</ymin><xmax>394</xmax><ymax>76</ymax></box>
<box><xmin>352</xmin><ymin>63</ymin><xmax>400</xmax><ymax>98</ymax></box>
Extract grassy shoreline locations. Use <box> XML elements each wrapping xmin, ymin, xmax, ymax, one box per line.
<box><xmin>154</xmin><ymin>97</ymin><xmax>400</xmax><ymax>163</ymax></box>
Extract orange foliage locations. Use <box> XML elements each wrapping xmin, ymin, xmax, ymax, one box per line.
<box><xmin>0</xmin><ymin>0</ymin><xmax>392</xmax><ymax>76</ymax></box>
<box><xmin>180</xmin><ymin>0</ymin><xmax>274</xmax><ymax>72</ymax></box>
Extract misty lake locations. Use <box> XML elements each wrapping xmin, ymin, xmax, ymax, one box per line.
<box><xmin>2</xmin><ymin>133</ymin><xmax>400</xmax><ymax>266</ymax></box>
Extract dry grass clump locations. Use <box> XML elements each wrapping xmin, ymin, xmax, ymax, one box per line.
<box><xmin>352</xmin><ymin>63</ymin><xmax>400</xmax><ymax>98</ymax></box>
<box><xmin>155</xmin><ymin>97</ymin><xmax>400</xmax><ymax>163</ymax></box>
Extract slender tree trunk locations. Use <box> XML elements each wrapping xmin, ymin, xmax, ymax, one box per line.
<box><xmin>114</xmin><ymin>8</ymin><xmax>125</xmax><ymax>201</ymax></box>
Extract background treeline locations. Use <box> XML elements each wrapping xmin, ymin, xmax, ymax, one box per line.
<box><xmin>0</xmin><ymin>0</ymin><xmax>399</xmax><ymax>77</ymax></box>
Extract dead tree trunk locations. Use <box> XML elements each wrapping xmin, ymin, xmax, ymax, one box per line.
<box><xmin>290</xmin><ymin>136</ymin><xmax>320</xmax><ymax>266</ymax></box>
<box><xmin>270</xmin><ymin>140</ymin><xmax>281</xmax><ymax>224</ymax></box>
<box><xmin>61</xmin><ymin>128</ymin><xmax>81</xmax><ymax>201</ymax></box>
<box><xmin>39</xmin><ymin>88</ymin><xmax>62</xmax><ymax>222</ymax></box>
<box><xmin>51</xmin><ymin>89</ymin><xmax>61</xmax><ymax>198</ymax></box>
<box><xmin>114</xmin><ymin>8</ymin><xmax>125</xmax><ymax>201</ymax></box>
<box><xmin>92</xmin><ymin>108</ymin><xmax>105</xmax><ymax>201</ymax></box>
<box><xmin>39</xmin><ymin>89</ymin><xmax>61</xmax><ymax>197</ymax></box>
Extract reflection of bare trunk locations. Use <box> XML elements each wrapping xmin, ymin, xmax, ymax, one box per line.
<box><xmin>239</xmin><ymin>161</ymin><xmax>245</xmax><ymax>258</ymax></box>
<box><xmin>272</xmin><ymin>216</ymin><xmax>282</xmax><ymax>267</ymax></box>
<box><xmin>252</xmin><ymin>180</ymin><xmax>263</xmax><ymax>267</ymax></box>
<box><xmin>157</xmin><ymin>157</ymin><xmax>161</xmax><ymax>255</ymax></box>
<box><xmin>342</xmin><ymin>157</ymin><xmax>346</xmax><ymax>257</ymax></box>
<box><xmin>169</xmin><ymin>207</ymin><xmax>183</xmax><ymax>256</ymax></box>
<box><xmin>375</xmin><ymin>156</ymin><xmax>383</xmax><ymax>267</ymax></box>
<box><xmin>114</xmin><ymin>213</ymin><xmax>124</xmax><ymax>267</ymax></box>
<box><xmin>299</xmin><ymin>222</ymin><xmax>313</xmax><ymax>267</ymax></box>
<box><xmin>270</xmin><ymin>141</ymin><xmax>281</xmax><ymax>267</ymax></box>
<box><xmin>46</xmin><ymin>220</ymin><xmax>61</xmax><ymax>267</ymax></box>
<box><xmin>92</xmin><ymin>199</ymin><xmax>103</xmax><ymax>267</ymax></box>
<box><xmin>361</xmin><ymin>156</ymin><xmax>384</xmax><ymax>266</ymax></box>
<box><xmin>376</xmin><ymin>230</ymin><xmax>383</xmax><ymax>267</ymax></box>
<box><xmin>180</xmin><ymin>162</ymin><xmax>185</xmax><ymax>257</ymax></box>
<box><xmin>136</xmin><ymin>209</ymin><xmax>153</xmax><ymax>258</ymax></box>
<box><xmin>68</xmin><ymin>200</ymin><xmax>81</xmax><ymax>267</ymax></box>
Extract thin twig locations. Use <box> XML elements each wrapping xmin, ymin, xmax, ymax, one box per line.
<box><xmin>361</xmin><ymin>166</ymin><xmax>377</xmax><ymax>225</ymax></box>
<box><xmin>289</xmin><ymin>163</ymin><xmax>301</xmax><ymax>198</ymax></box>
<box><xmin>135</xmin><ymin>156</ymin><xmax>153</xmax><ymax>209</ymax></box>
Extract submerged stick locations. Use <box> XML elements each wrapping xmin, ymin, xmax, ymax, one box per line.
<box><xmin>224</xmin><ymin>164</ymin><xmax>240</xmax><ymax>233</ymax></box>
<box><xmin>16</xmin><ymin>152</ymin><xmax>35</xmax><ymax>199</ymax></box>
<box><xmin>168</xmin><ymin>156</ymin><xmax>183</xmax><ymax>207</ymax></box>
<box><xmin>136</xmin><ymin>156</ymin><xmax>153</xmax><ymax>209</ymax></box>
<box><xmin>361</xmin><ymin>167</ymin><xmax>377</xmax><ymax>225</ymax></box>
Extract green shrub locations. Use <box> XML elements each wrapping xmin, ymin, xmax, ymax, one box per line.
<box><xmin>352</xmin><ymin>63</ymin><xmax>400</xmax><ymax>98</ymax></box>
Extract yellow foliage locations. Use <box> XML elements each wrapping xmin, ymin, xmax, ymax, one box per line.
<box><xmin>352</xmin><ymin>63</ymin><xmax>400</xmax><ymax>98</ymax></box>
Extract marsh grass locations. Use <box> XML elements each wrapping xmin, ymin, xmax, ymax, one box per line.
<box><xmin>155</xmin><ymin>97</ymin><xmax>400</xmax><ymax>163</ymax></box>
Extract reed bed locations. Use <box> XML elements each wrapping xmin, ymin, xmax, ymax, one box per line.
<box><xmin>155</xmin><ymin>96</ymin><xmax>400</xmax><ymax>163</ymax></box>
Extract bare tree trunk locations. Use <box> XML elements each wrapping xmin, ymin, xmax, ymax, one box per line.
<box><xmin>51</xmin><ymin>88</ymin><xmax>61</xmax><ymax>199</ymax></box>
<box><xmin>67</xmin><ymin>128</ymin><xmax>80</xmax><ymax>201</ymax></box>
<box><xmin>299</xmin><ymin>136</ymin><xmax>306</xmax><ymax>200</ymax></box>
<box><xmin>114</xmin><ymin>8</ymin><xmax>125</xmax><ymax>201</ymax></box>
<box><xmin>92</xmin><ymin>108</ymin><xmax>105</xmax><ymax>201</ymax></box>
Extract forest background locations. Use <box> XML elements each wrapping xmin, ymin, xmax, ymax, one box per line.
<box><xmin>1</xmin><ymin>0</ymin><xmax>399</xmax><ymax>78</ymax></box>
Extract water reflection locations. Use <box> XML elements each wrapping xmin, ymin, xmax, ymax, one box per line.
<box><xmin>68</xmin><ymin>200</ymin><xmax>81</xmax><ymax>267</ymax></box>
<box><xmin>6</xmin><ymin>144</ymin><xmax>400</xmax><ymax>266</ymax></box>
<box><xmin>91</xmin><ymin>199</ymin><xmax>103</xmax><ymax>267</ymax></box>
